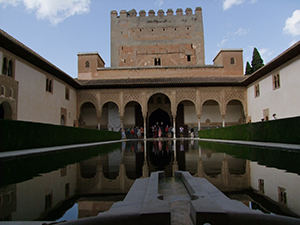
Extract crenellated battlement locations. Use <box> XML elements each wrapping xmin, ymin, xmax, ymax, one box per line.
<box><xmin>111</xmin><ymin>7</ymin><xmax>202</xmax><ymax>18</ymax></box>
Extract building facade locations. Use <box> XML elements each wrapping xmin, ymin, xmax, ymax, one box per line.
<box><xmin>1</xmin><ymin>7</ymin><xmax>300</xmax><ymax>137</ymax></box>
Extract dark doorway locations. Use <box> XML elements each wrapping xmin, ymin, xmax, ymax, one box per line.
<box><xmin>149</xmin><ymin>108</ymin><xmax>171</xmax><ymax>128</ymax></box>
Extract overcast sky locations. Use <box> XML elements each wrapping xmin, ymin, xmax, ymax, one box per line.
<box><xmin>0</xmin><ymin>0</ymin><xmax>299</xmax><ymax>78</ymax></box>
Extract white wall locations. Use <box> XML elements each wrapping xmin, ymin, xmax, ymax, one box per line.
<box><xmin>14</xmin><ymin>59</ymin><xmax>77</xmax><ymax>126</ymax></box>
<box><xmin>247</xmin><ymin>56</ymin><xmax>300</xmax><ymax>122</ymax></box>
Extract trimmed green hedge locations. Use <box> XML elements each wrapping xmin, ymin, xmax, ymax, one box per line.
<box><xmin>0</xmin><ymin>119</ymin><xmax>121</xmax><ymax>152</ymax></box>
<box><xmin>199</xmin><ymin>116</ymin><xmax>300</xmax><ymax>144</ymax></box>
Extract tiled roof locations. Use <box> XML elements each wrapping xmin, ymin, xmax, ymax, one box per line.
<box><xmin>76</xmin><ymin>76</ymin><xmax>246</xmax><ymax>89</ymax></box>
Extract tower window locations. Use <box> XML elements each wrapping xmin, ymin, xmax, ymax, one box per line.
<box><xmin>85</xmin><ymin>61</ymin><xmax>90</xmax><ymax>69</ymax></box>
<box><xmin>230</xmin><ymin>57</ymin><xmax>235</xmax><ymax>65</ymax></box>
<box><xmin>187</xmin><ymin>55</ymin><xmax>191</xmax><ymax>62</ymax></box>
<box><xmin>154</xmin><ymin>58</ymin><xmax>161</xmax><ymax>66</ymax></box>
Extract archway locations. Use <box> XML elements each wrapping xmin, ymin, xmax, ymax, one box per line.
<box><xmin>201</xmin><ymin>100</ymin><xmax>222</xmax><ymax>129</ymax></box>
<box><xmin>147</xmin><ymin>93</ymin><xmax>172</xmax><ymax>137</ymax></box>
<box><xmin>0</xmin><ymin>101</ymin><xmax>12</xmax><ymax>119</ymax></box>
<box><xmin>80</xmin><ymin>102</ymin><xmax>97</xmax><ymax>129</ymax></box>
<box><xmin>101</xmin><ymin>102</ymin><xmax>121</xmax><ymax>131</ymax></box>
<box><xmin>124</xmin><ymin>101</ymin><xmax>143</xmax><ymax>129</ymax></box>
<box><xmin>149</xmin><ymin>108</ymin><xmax>171</xmax><ymax>128</ymax></box>
<box><xmin>226</xmin><ymin>100</ymin><xmax>245</xmax><ymax>126</ymax></box>
<box><xmin>176</xmin><ymin>100</ymin><xmax>197</xmax><ymax>137</ymax></box>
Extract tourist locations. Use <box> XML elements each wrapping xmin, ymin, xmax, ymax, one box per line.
<box><xmin>190</xmin><ymin>128</ymin><xmax>194</xmax><ymax>138</ymax></box>
<box><xmin>137</xmin><ymin>127</ymin><xmax>141</xmax><ymax>139</ymax></box>
<box><xmin>121</xmin><ymin>128</ymin><xmax>126</xmax><ymax>139</ymax></box>
<box><xmin>165</xmin><ymin>125</ymin><xmax>169</xmax><ymax>137</ymax></box>
<box><xmin>179</xmin><ymin>126</ymin><xmax>184</xmax><ymax>137</ymax></box>
<box><xmin>158</xmin><ymin>127</ymin><xmax>162</xmax><ymax>138</ymax></box>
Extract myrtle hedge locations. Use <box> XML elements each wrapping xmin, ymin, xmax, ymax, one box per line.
<box><xmin>0</xmin><ymin>119</ymin><xmax>121</xmax><ymax>152</ymax></box>
<box><xmin>198</xmin><ymin>116</ymin><xmax>300</xmax><ymax>144</ymax></box>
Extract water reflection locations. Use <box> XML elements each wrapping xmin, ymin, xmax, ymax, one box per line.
<box><xmin>1</xmin><ymin>140</ymin><xmax>300</xmax><ymax>221</ymax></box>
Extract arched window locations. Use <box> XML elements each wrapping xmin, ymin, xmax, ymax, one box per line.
<box><xmin>65</xmin><ymin>87</ymin><xmax>70</xmax><ymax>100</ymax></box>
<box><xmin>46</xmin><ymin>78</ymin><xmax>49</xmax><ymax>91</ymax></box>
<box><xmin>46</xmin><ymin>78</ymin><xmax>53</xmax><ymax>92</ymax></box>
<box><xmin>9</xmin><ymin>88</ymin><xmax>13</xmax><ymax>98</ymax></box>
<box><xmin>2</xmin><ymin>57</ymin><xmax>7</xmax><ymax>75</ymax></box>
<box><xmin>8</xmin><ymin>60</ymin><xmax>13</xmax><ymax>77</ymax></box>
<box><xmin>230</xmin><ymin>57</ymin><xmax>235</xmax><ymax>65</ymax></box>
<box><xmin>274</xmin><ymin>74</ymin><xmax>280</xmax><ymax>89</ymax></box>
<box><xmin>1</xmin><ymin>86</ymin><xmax>5</xmax><ymax>96</ymax></box>
<box><xmin>85</xmin><ymin>61</ymin><xmax>90</xmax><ymax>69</ymax></box>
<box><xmin>49</xmin><ymin>80</ymin><xmax>52</xmax><ymax>92</ymax></box>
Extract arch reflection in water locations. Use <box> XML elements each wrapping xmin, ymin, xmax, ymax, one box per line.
<box><xmin>77</xmin><ymin>140</ymin><xmax>250</xmax><ymax>196</ymax></box>
<box><xmin>2</xmin><ymin>140</ymin><xmax>300</xmax><ymax>222</ymax></box>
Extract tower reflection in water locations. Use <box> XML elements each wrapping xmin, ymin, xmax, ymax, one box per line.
<box><xmin>1</xmin><ymin>140</ymin><xmax>300</xmax><ymax>221</ymax></box>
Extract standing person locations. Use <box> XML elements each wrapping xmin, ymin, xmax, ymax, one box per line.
<box><xmin>130</xmin><ymin>128</ymin><xmax>134</xmax><ymax>139</ymax></box>
<box><xmin>179</xmin><ymin>126</ymin><xmax>184</xmax><ymax>138</ymax></box>
<box><xmin>190</xmin><ymin>128</ymin><xmax>194</xmax><ymax>138</ymax></box>
<box><xmin>165</xmin><ymin>125</ymin><xmax>169</xmax><ymax>137</ymax></box>
<box><xmin>137</xmin><ymin>127</ymin><xmax>141</xmax><ymax>139</ymax></box>
<box><xmin>141</xmin><ymin>127</ymin><xmax>144</xmax><ymax>138</ymax></box>
<box><xmin>158</xmin><ymin>127</ymin><xmax>162</xmax><ymax>138</ymax></box>
<box><xmin>121</xmin><ymin>128</ymin><xmax>126</xmax><ymax>139</ymax></box>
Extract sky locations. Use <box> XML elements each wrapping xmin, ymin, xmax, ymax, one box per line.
<box><xmin>0</xmin><ymin>0</ymin><xmax>299</xmax><ymax>78</ymax></box>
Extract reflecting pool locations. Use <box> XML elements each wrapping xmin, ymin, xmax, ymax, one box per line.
<box><xmin>1</xmin><ymin>140</ymin><xmax>300</xmax><ymax>222</ymax></box>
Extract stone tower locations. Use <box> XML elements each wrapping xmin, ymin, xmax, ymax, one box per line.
<box><xmin>110</xmin><ymin>7</ymin><xmax>205</xmax><ymax>68</ymax></box>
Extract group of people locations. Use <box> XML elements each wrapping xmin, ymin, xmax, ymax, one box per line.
<box><xmin>151</xmin><ymin>124</ymin><xmax>174</xmax><ymax>138</ymax></box>
<box><xmin>120</xmin><ymin>124</ymin><xmax>195</xmax><ymax>139</ymax></box>
<box><xmin>121</xmin><ymin>127</ymin><xmax>144</xmax><ymax>139</ymax></box>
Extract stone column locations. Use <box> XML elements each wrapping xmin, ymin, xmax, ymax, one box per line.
<box><xmin>120</xmin><ymin>116</ymin><xmax>124</xmax><ymax>129</ymax></box>
<box><xmin>97</xmin><ymin>117</ymin><xmax>101</xmax><ymax>130</ymax></box>
<box><xmin>143</xmin><ymin>116</ymin><xmax>147</xmax><ymax>139</ymax></box>
<box><xmin>222</xmin><ymin>115</ymin><xmax>226</xmax><ymax>127</ymax></box>
<box><xmin>172</xmin><ymin>115</ymin><xmax>176</xmax><ymax>138</ymax></box>
<box><xmin>197</xmin><ymin>115</ymin><xmax>201</xmax><ymax>131</ymax></box>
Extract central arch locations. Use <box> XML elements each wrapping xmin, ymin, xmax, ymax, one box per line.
<box><xmin>149</xmin><ymin>108</ymin><xmax>171</xmax><ymax>128</ymax></box>
<box><xmin>147</xmin><ymin>93</ymin><xmax>172</xmax><ymax>137</ymax></box>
